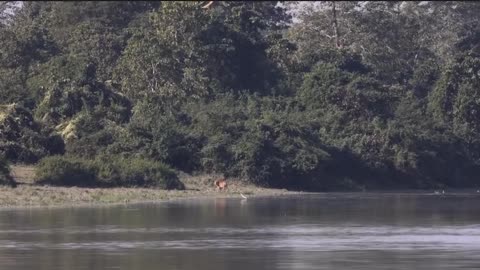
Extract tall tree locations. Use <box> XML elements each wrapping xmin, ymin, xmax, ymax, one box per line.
<box><xmin>115</xmin><ymin>1</ymin><xmax>292</xmax><ymax>103</ymax></box>
<box><xmin>286</xmin><ymin>1</ymin><xmax>480</xmax><ymax>85</ymax></box>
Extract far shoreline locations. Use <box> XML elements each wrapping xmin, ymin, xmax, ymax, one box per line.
<box><xmin>1</xmin><ymin>184</ymin><xmax>478</xmax><ymax>210</ymax></box>
<box><xmin>0</xmin><ymin>170</ymin><xmax>302</xmax><ymax>209</ymax></box>
<box><xmin>3</xmin><ymin>165</ymin><xmax>479</xmax><ymax>210</ymax></box>
<box><xmin>0</xmin><ymin>191</ymin><xmax>304</xmax><ymax>211</ymax></box>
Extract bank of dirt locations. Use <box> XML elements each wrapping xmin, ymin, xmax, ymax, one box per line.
<box><xmin>0</xmin><ymin>166</ymin><xmax>298</xmax><ymax>208</ymax></box>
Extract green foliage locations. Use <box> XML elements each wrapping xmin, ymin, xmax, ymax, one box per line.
<box><xmin>103</xmin><ymin>97</ymin><xmax>202</xmax><ymax>172</ymax></box>
<box><xmin>31</xmin><ymin>70</ymin><xmax>131</xmax><ymax>159</ymax></box>
<box><xmin>428</xmin><ymin>53</ymin><xmax>480</xmax><ymax>142</ymax></box>
<box><xmin>35</xmin><ymin>156</ymin><xmax>97</xmax><ymax>187</ymax></box>
<box><xmin>0</xmin><ymin>18</ymin><xmax>58</xmax><ymax>104</ymax></box>
<box><xmin>94</xmin><ymin>155</ymin><xmax>184</xmax><ymax>189</ymax></box>
<box><xmin>115</xmin><ymin>1</ymin><xmax>292</xmax><ymax>102</ymax></box>
<box><xmin>189</xmin><ymin>95</ymin><xmax>334</xmax><ymax>189</ymax></box>
<box><xmin>35</xmin><ymin>155</ymin><xmax>184</xmax><ymax>189</ymax></box>
<box><xmin>34</xmin><ymin>68</ymin><xmax>131</xmax><ymax>126</ymax></box>
<box><xmin>0</xmin><ymin>104</ymin><xmax>64</xmax><ymax>163</ymax></box>
<box><xmin>114</xmin><ymin>2</ymin><xmax>211</xmax><ymax>102</ymax></box>
<box><xmin>2</xmin><ymin>1</ymin><xmax>480</xmax><ymax>191</ymax></box>
<box><xmin>0</xmin><ymin>157</ymin><xmax>16</xmax><ymax>187</ymax></box>
<box><xmin>408</xmin><ymin>53</ymin><xmax>440</xmax><ymax>99</ymax></box>
<box><xmin>202</xmin><ymin>1</ymin><xmax>292</xmax><ymax>95</ymax></box>
<box><xmin>299</xmin><ymin>62</ymin><xmax>397</xmax><ymax>119</ymax></box>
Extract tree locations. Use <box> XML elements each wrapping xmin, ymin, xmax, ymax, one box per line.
<box><xmin>115</xmin><ymin>2</ymin><xmax>210</xmax><ymax>102</ymax></box>
<box><xmin>286</xmin><ymin>1</ymin><xmax>479</xmax><ymax>85</ymax></box>
<box><xmin>115</xmin><ymin>1</ymin><xmax>293</xmax><ymax>102</ymax></box>
<box><xmin>428</xmin><ymin>53</ymin><xmax>480</xmax><ymax>143</ymax></box>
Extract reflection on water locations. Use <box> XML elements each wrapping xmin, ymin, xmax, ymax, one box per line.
<box><xmin>0</xmin><ymin>193</ymin><xmax>480</xmax><ymax>270</ymax></box>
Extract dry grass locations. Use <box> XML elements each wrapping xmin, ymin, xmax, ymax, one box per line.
<box><xmin>0</xmin><ymin>168</ymin><xmax>298</xmax><ymax>208</ymax></box>
<box><xmin>0</xmin><ymin>104</ymin><xmax>15</xmax><ymax>122</ymax></box>
<box><xmin>10</xmin><ymin>165</ymin><xmax>36</xmax><ymax>184</ymax></box>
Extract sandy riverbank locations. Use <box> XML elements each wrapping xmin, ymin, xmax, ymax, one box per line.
<box><xmin>0</xmin><ymin>167</ymin><xmax>299</xmax><ymax>208</ymax></box>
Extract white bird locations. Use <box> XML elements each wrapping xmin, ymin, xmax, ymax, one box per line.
<box><xmin>201</xmin><ymin>1</ymin><xmax>214</xmax><ymax>9</ymax></box>
<box><xmin>240</xmin><ymin>193</ymin><xmax>248</xmax><ymax>199</ymax></box>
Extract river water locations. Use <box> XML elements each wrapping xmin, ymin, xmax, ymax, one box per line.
<box><xmin>0</xmin><ymin>192</ymin><xmax>479</xmax><ymax>269</ymax></box>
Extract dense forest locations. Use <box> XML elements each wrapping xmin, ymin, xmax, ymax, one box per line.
<box><xmin>0</xmin><ymin>1</ymin><xmax>479</xmax><ymax>190</ymax></box>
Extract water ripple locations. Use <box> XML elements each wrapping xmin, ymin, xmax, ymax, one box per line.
<box><xmin>1</xmin><ymin>224</ymin><xmax>480</xmax><ymax>252</ymax></box>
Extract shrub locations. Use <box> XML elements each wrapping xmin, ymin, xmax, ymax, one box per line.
<box><xmin>0</xmin><ymin>104</ymin><xmax>64</xmax><ymax>163</ymax></box>
<box><xmin>34</xmin><ymin>156</ymin><xmax>97</xmax><ymax>187</ymax></box>
<box><xmin>190</xmin><ymin>95</ymin><xmax>334</xmax><ymax>188</ymax></box>
<box><xmin>104</xmin><ymin>98</ymin><xmax>202</xmax><ymax>173</ymax></box>
<box><xmin>0</xmin><ymin>158</ymin><xmax>17</xmax><ymax>187</ymax></box>
<box><xmin>94</xmin><ymin>156</ymin><xmax>185</xmax><ymax>189</ymax></box>
<box><xmin>34</xmin><ymin>155</ymin><xmax>184</xmax><ymax>190</ymax></box>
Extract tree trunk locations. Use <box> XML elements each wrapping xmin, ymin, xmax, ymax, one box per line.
<box><xmin>332</xmin><ymin>1</ymin><xmax>341</xmax><ymax>49</ymax></box>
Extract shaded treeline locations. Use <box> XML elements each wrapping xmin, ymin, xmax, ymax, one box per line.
<box><xmin>0</xmin><ymin>1</ymin><xmax>479</xmax><ymax>190</ymax></box>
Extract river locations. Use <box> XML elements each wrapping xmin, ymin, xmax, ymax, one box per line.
<box><xmin>1</xmin><ymin>192</ymin><xmax>479</xmax><ymax>269</ymax></box>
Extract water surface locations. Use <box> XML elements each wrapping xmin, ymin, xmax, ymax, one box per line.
<box><xmin>1</xmin><ymin>192</ymin><xmax>480</xmax><ymax>269</ymax></box>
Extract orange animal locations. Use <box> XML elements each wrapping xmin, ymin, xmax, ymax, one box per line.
<box><xmin>214</xmin><ymin>178</ymin><xmax>227</xmax><ymax>191</ymax></box>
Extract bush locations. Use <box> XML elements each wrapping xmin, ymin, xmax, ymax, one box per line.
<box><xmin>34</xmin><ymin>156</ymin><xmax>97</xmax><ymax>187</ymax></box>
<box><xmin>34</xmin><ymin>155</ymin><xmax>184</xmax><ymax>190</ymax></box>
<box><xmin>103</xmin><ymin>97</ymin><xmax>202</xmax><ymax>173</ymax></box>
<box><xmin>0</xmin><ymin>104</ymin><xmax>64</xmax><ymax>163</ymax></box>
<box><xmin>189</xmin><ymin>95</ymin><xmax>334</xmax><ymax>188</ymax></box>
<box><xmin>94</xmin><ymin>156</ymin><xmax>185</xmax><ymax>189</ymax></box>
<box><xmin>0</xmin><ymin>158</ymin><xmax>17</xmax><ymax>187</ymax></box>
